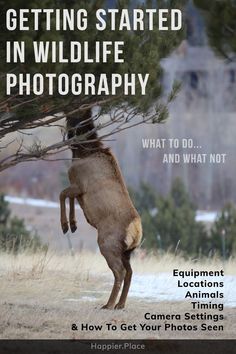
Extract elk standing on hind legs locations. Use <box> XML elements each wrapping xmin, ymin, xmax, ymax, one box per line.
<box><xmin>59</xmin><ymin>109</ymin><xmax>142</xmax><ymax>309</ymax></box>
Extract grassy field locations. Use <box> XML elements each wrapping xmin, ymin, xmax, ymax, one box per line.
<box><xmin>0</xmin><ymin>251</ymin><xmax>235</xmax><ymax>339</ymax></box>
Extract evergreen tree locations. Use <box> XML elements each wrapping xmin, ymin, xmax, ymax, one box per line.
<box><xmin>155</xmin><ymin>178</ymin><xmax>207</xmax><ymax>255</ymax></box>
<box><xmin>129</xmin><ymin>182</ymin><xmax>158</xmax><ymax>249</ymax></box>
<box><xmin>210</xmin><ymin>203</ymin><xmax>236</xmax><ymax>258</ymax></box>
<box><xmin>0</xmin><ymin>0</ymin><xmax>187</xmax><ymax>170</ymax></box>
<box><xmin>194</xmin><ymin>0</ymin><xmax>236</xmax><ymax>60</ymax></box>
<box><xmin>0</xmin><ymin>194</ymin><xmax>10</xmax><ymax>225</ymax></box>
<box><xmin>131</xmin><ymin>181</ymin><xmax>236</xmax><ymax>258</ymax></box>
<box><xmin>130</xmin><ymin>178</ymin><xmax>208</xmax><ymax>255</ymax></box>
<box><xmin>0</xmin><ymin>194</ymin><xmax>46</xmax><ymax>253</ymax></box>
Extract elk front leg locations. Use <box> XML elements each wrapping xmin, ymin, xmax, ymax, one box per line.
<box><xmin>60</xmin><ymin>189</ymin><xmax>69</xmax><ymax>234</ymax></box>
<box><xmin>59</xmin><ymin>186</ymin><xmax>80</xmax><ymax>234</ymax></box>
<box><xmin>69</xmin><ymin>197</ymin><xmax>77</xmax><ymax>233</ymax></box>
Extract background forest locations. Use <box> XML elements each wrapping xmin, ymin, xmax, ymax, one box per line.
<box><xmin>0</xmin><ymin>0</ymin><xmax>236</xmax><ymax>259</ymax></box>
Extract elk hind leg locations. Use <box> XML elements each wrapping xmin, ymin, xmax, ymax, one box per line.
<box><xmin>99</xmin><ymin>241</ymin><xmax>125</xmax><ymax>310</ymax></box>
<box><xmin>115</xmin><ymin>249</ymin><xmax>133</xmax><ymax>310</ymax></box>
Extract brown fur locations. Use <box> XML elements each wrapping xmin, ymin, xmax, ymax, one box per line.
<box><xmin>60</xmin><ymin>110</ymin><xmax>142</xmax><ymax>309</ymax></box>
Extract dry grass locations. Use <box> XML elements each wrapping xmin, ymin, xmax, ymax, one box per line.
<box><xmin>0</xmin><ymin>251</ymin><xmax>235</xmax><ymax>339</ymax></box>
<box><xmin>0</xmin><ymin>250</ymin><xmax>235</xmax><ymax>278</ymax></box>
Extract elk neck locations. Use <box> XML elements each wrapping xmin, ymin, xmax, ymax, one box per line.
<box><xmin>67</xmin><ymin>109</ymin><xmax>105</xmax><ymax>159</ymax></box>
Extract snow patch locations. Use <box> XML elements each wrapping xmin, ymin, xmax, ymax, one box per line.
<box><xmin>129</xmin><ymin>273</ymin><xmax>236</xmax><ymax>308</ymax></box>
<box><xmin>5</xmin><ymin>195</ymin><xmax>217</xmax><ymax>222</ymax></box>
<box><xmin>4</xmin><ymin>195</ymin><xmax>80</xmax><ymax>209</ymax></box>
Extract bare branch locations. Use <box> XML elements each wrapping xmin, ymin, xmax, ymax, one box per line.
<box><xmin>0</xmin><ymin>85</ymin><xmax>169</xmax><ymax>172</ymax></box>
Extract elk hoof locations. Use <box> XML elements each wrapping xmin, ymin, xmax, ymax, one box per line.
<box><xmin>115</xmin><ymin>303</ymin><xmax>125</xmax><ymax>310</ymax></box>
<box><xmin>101</xmin><ymin>304</ymin><xmax>113</xmax><ymax>310</ymax></box>
<box><xmin>70</xmin><ymin>223</ymin><xmax>77</xmax><ymax>233</ymax></box>
<box><xmin>62</xmin><ymin>223</ymin><xmax>69</xmax><ymax>234</ymax></box>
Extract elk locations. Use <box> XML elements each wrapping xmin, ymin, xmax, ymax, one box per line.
<box><xmin>59</xmin><ymin>110</ymin><xmax>142</xmax><ymax>309</ymax></box>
